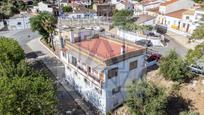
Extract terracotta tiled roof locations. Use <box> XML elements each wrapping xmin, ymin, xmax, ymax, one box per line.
<box><xmin>74</xmin><ymin>37</ymin><xmax>143</xmax><ymax>60</ymax></box>
<box><xmin>160</xmin><ymin>0</ymin><xmax>178</xmax><ymax>6</ymax></box>
<box><xmin>166</xmin><ymin>9</ymin><xmax>188</xmax><ymax>19</ymax></box>
<box><xmin>147</xmin><ymin>7</ymin><xmax>160</xmax><ymax>13</ymax></box>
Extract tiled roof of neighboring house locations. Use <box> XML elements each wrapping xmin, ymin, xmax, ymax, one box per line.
<box><xmin>166</xmin><ymin>9</ymin><xmax>187</xmax><ymax>19</ymax></box>
<box><xmin>69</xmin><ymin>5</ymin><xmax>96</xmax><ymax>14</ymax></box>
<box><xmin>196</xmin><ymin>8</ymin><xmax>204</xmax><ymax>12</ymax></box>
<box><xmin>160</xmin><ymin>0</ymin><xmax>177</xmax><ymax>6</ymax></box>
<box><xmin>147</xmin><ymin>7</ymin><xmax>160</xmax><ymax>13</ymax></box>
<box><xmin>183</xmin><ymin>9</ymin><xmax>195</xmax><ymax>16</ymax></box>
<box><xmin>134</xmin><ymin>14</ymin><xmax>156</xmax><ymax>24</ymax></box>
<box><xmin>141</xmin><ymin>0</ymin><xmax>157</xmax><ymax>5</ymax></box>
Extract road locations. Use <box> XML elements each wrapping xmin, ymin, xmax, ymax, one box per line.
<box><xmin>150</xmin><ymin>34</ymin><xmax>188</xmax><ymax>57</ymax></box>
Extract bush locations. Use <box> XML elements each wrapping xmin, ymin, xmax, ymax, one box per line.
<box><xmin>126</xmin><ymin>80</ymin><xmax>167</xmax><ymax>115</ymax></box>
<box><xmin>0</xmin><ymin>37</ymin><xmax>24</xmax><ymax>66</ymax></box>
<box><xmin>159</xmin><ymin>50</ymin><xmax>194</xmax><ymax>83</ymax></box>
<box><xmin>62</xmin><ymin>6</ymin><xmax>72</xmax><ymax>12</ymax></box>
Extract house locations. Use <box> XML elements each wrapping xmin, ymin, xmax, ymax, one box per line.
<box><xmin>60</xmin><ymin>0</ymin><xmax>69</xmax><ymax>6</ymax></box>
<box><xmin>113</xmin><ymin>0</ymin><xmax>135</xmax><ymax>10</ymax></box>
<box><xmin>59</xmin><ymin>29</ymin><xmax>145</xmax><ymax>114</ymax></box>
<box><xmin>62</xmin><ymin>5</ymin><xmax>97</xmax><ymax>19</ymax></box>
<box><xmin>6</xmin><ymin>12</ymin><xmax>34</xmax><ymax>30</ymax></box>
<box><xmin>156</xmin><ymin>8</ymin><xmax>204</xmax><ymax>36</ymax></box>
<box><xmin>134</xmin><ymin>14</ymin><xmax>156</xmax><ymax>25</ymax></box>
<box><xmin>134</xmin><ymin>0</ymin><xmax>164</xmax><ymax>15</ymax></box>
<box><xmin>159</xmin><ymin>0</ymin><xmax>194</xmax><ymax>14</ymax></box>
<box><xmin>32</xmin><ymin>2</ymin><xmax>56</xmax><ymax>13</ymax></box>
<box><xmin>93</xmin><ymin>3</ymin><xmax>115</xmax><ymax>17</ymax></box>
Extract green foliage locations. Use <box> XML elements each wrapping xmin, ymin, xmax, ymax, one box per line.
<box><xmin>62</xmin><ymin>6</ymin><xmax>73</xmax><ymax>12</ymax></box>
<box><xmin>193</xmin><ymin>0</ymin><xmax>203</xmax><ymax>3</ymax></box>
<box><xmin>186</xmin><ymin>43</ymin><xmax>204</xmax><ymax>63</ymax></box>
<box><xmin>112</xmin><ymin>10</ymin><xmax>133</xmax><ymax>27</ymax></box>
<box><xmin>30</xmin><ymin>12</ymin><xmax>57</xmax><ymax>48</ymax></box>
<box><xmin>0</xmin><ymin>37</ymin><xmax>25</xmax><ymax>66</ymax></box>
<box><xmin>0</xmin><ymin>36</ymin><xmax>57</xmax><ymax>114</ymax></box>
<box><xmin>191</xmin><ymin>25</ymin><xmax>204</xmax><ymax>40</ymax></box>
<box><xmin>126</xmin><ymin>80</ymin><xmax>167</xmax><ymax>115</ymax></box>
<box><xmin>133</xmin><ymin>0</ymin><xmax>143</xmax><ymax>2</ymax></box>
<box><xmin>179</xmin><ymin>111</ymin><xmax>199</xmax><ymax>115</ymax></box>
<box><xmin>0</xmin><ymin>74</ymin><xmax>57</xmax><ymax>114</ymax></box>
<box><xmin>159</xmin><ymin>50</ymin><xmax>194</xmax><ymax>83</ymax></box>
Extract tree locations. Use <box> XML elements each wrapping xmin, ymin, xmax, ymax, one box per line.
<box><xmin>159</xmin><ymin>50</ymin><xmax>193</xmax><ymax>82</ymax></box>
<box><xmin>126</xmin><ymin>80</ymin><xmax>167</xmax><ymax>115</ymax></box>
<box><xmin>0</xmin><ymin>74</ymin><xmax>57</xmax><ymax>114</ymax></box>
<box><xmin>0</xmin><ymin>37</ymin><xmax>25</xmax><ymax>66</ymax></box>
<box><xmin>193</xmin><ymin>0</ymin><xmax>203</xmax><ymax>3</ymax></box>
<box><xmin>30</xmin><ymin>12</ymin><xmax>57</xmax><ymax>50</ymax></box>
<box><xmin>186</xmin><ymin>43</ymin><xmax>204</xmax><ymax>63</ymax></box>
<box><xmin>191</xmin><ymin>25</ymin><xmax>204</xmax><ymax>39</ymax></box>
<box><xmin>112</xmin><ymin>10</ymin><xmax>133</xmax><ymax>27</ymax></box>
<box><xmin>62</xmin><ymin>6</ymin><xmax>72</xmax><ymax>12</ymax></box>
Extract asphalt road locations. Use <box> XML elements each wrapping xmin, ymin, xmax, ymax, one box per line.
<box><xmin>150</xmin><ymin>34</ymin><xmax>188</xmax><ymax>57</ymax></box>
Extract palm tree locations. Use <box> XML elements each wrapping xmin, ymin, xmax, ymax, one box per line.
<box><xmin>30</xmin><ymin>12</ymin><xmax>57</xmax><ymax>50</ymax></box>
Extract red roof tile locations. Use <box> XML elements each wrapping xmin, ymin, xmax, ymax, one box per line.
<box><xmin>166</xmin><ymin>9</ymin><xmax>187</xmax><ymax>19</ymax></box>
<box><xmin>160</xmin><ymin>0</ymin><xmax>177</xmax><ymax>6</ymax></box>
<box><xmin>75</xmin><ymin>37</ymin><xmax>142</xmax><ymax>60</ymax></box>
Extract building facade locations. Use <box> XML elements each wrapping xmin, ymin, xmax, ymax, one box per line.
<box><xmin>59</xmin><ymin>29</ymin><xmax>145</xmax><ymax>114</ymax></box>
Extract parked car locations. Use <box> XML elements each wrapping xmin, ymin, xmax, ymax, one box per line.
<box><xmin>146</xmin><ymin>53</ymin><xmax>161</xmax><ymax>67</ymax></box>
<box><xmin>135</xmin><ymin>39</ymin><xmax>152</xmax><ymax>47</ymax></box>
<box><xmin>188</xmin><ymin>64</ymin><xmax>204</xmax><ymax>75</ymax></box>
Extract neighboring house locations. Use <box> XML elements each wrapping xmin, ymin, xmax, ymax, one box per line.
<box><xmin>59</xmin><ymin>29</ymin><xmax>145</xmax><ymax>114</ymax></box>
<box><xmin>6</xmin><ymin>12</ymin><xmax>33</xmax><ymax>30</ymax></box>
<box><xmin>62</xmin><ymin>5</ymin><xmax>97</xmax><ymax>19</ymax></box>
<box><xmin>145</xmin><ymin>7</ymin><xmax>160</xmax><ymax>16</ymax></box>
<box><xmin>114</xmin><ymin>0</ymin><xmax>135</xmax><ymax>10</ymax></box>
<box><xmin>159</xmin><ymin>0</ymin><xmax>194</xmax><ymax>14</ymax></box>
<box><xmin>60</xmin><ymin>0</ymin><xmax>69</xmax><ymax>6</ymax></box>
<box><xmin>134</xmin><ymin>0</ymin><xmax>164</xmax><ymax>15</ymax></box>
<box><xmin>32</xmin><ymin>2</ymin><xmax>55</xmax><ymax>13</ymax></box>
<box><xmin>71</xmin><ymin>0</ymin><xmax>92</xmax><ymax>6</ymax></box>
<box><xmin>156</xmin><ymin>8</ymin><xmax>204</xmax><ymax>36</ymax></box>
<box><xmin>134</xmin><ymin>14</ymin><xmax>156</xmax><ymax>25</ymax></box>
<box><xmin>93</xmin><ymin>3</ymin><xmax>115</xmax><ymax>17</ymax></box>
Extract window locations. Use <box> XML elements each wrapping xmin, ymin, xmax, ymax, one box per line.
<box><xmin>112</xmin><ymin>86</ymin><xmax>121</xmax><ymax>95</ymax></box>
<box><xmin>88</xmin><ymin>66</ymin><xmax>91</xmax><ymax>73</ymax></box>
<box><xmin>62</xmin><ymin>51</ymin><xmax>66</xmax><ymax>58</ymax></box>
<box><xmin>108</xmin><ymin>67</ymin><xmax>118</xmax><ymax>79</ymax></box>
<box><xmin>84</xmin><ymin>78</ymin><xmax>90</xmax><ymax>86</ymax></box>
<box><xmin>183</xmin><ymin>23</ymin><xmax>186</xmax><ymax>28</ymax></box>
<box><xmin>129</xmin><ymin>60</ymin><xmax>138</xmax><ymax>70</ymax></box>
<box><xmin>71</xmin><ymin>56</ymin><xmax>77</xmax><ymax>66</ymax></box>
<box><xmin>17</xmin><ymin>22</ymin><xmax>21</xmax><ymax>25</ymax></box>
<box><xmin>186</xmin><ymin>16</ymin><xmax>189</xmax><ymax>20</ymax></box>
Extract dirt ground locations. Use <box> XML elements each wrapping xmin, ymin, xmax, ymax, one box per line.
<box><xmin>147</xmin><ymin>70</ymin><xmax>204</xmax><ymax>114</ymax></box>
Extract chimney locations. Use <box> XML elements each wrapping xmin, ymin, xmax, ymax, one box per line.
<box><xmin>120</xmin><ymin>45</ymin><xmax>125</xmax><ymax>55</ymax></box>
<box><xmin>69</xmin><ymin>30</ymin><xmax>74</xmax><ymax>43</ymax></box>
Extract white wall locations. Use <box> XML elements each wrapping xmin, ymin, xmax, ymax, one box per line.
<box><xmin>104</xmin><ymin>54</ymin><xmax>145</xmax><ymax>112</ymax></box>
<box><xmin>159</xmin><ymin>0</ymin><xmax>194</xmax><ymax>14</ymax></box>
<box><xmin>62</xmin><ymin>13</ymin><xmax>97</xmax><ymax>19</ymax></box>
<box><xmin>6</xmin><ymin>17</ymin><xmax>30</xmax><ymax>30</ymax></box>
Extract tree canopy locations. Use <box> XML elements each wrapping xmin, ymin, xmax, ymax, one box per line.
<box><xmin>191</xmin><ymin>24</ymin><xmax>204</xmax><ymax>40</ymax></box>
<box><xmin>193</xmin><ymin>0</ymin><xmax>203</xmax><ymax>3</ymax></box>
<box><xmin>112</xmin><ymin>10</ymin><xmax>133</xmax><ymax>27</ymax></box>
<box><xmin>0</xmin><ymin>37</ymin><xmax>25</xmax><ymax>66</ymax></box>
<box><xmin>186</xmin><ymin>43</ymin><xmax>204</xmax><ymax>63</ymax></box>
<box><xmin>62</xmin><ymin>6</ymin><xmax>73</xmax><ymax>13</ymax></box>
<box><xmin>126</xmin><ymin>80</ymin><xmax>167</xmax><ymax>115</ymax></box>
<box><xmin>30</xmin><ymin>12</ymin><xmax>57</xmax><ymax>50</ymax></box>
<box><xmin>0</xmin><ymin>37</ymin><xmax>57</xmax><ymax>114</ymax></box>
<box><xmin>159</xmin><ymin>50</ymin><xmax>194</xmax><ymax>83</ymax></box>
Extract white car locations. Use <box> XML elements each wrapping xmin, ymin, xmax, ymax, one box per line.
<box><xmin>189</xmin><ymin>65</ymin><xmax>204</xmax><ymax>75</ymax></box>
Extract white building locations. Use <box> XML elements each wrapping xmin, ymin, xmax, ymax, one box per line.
<box><xmin>134</xmin><ymin>0</ymin><xmax>164</xmax><ymax>15</ymax></box>
<box><xmin>159</xmin><ymin>0</ymin><xmax>194</xmax><ymax>14</ymax></box>
<box><xmin>59</xmin><ymin>29</ymin><xmax>145</xmax><ymax>114</ymax></box>
<box><xmin>156</xmin><ymin>8</ymin><xmax>204</xmax><ymax>36</ymax></box>
<box><xmin>61</xmin><ymin>5</ymin><xmax>97</xmax><ymax>19</ymax></box>
<box><xmin>32</xmin><ymin>2</ymin><xmax>54</xmax><ymax>13</ymax></box>
<box><xmin>6</xmin><ymin>12</ymin><xmax>33</xmax><ymax>30</ymax></box>
<box><xmin>113</xmin><ymin>0</ymin><xmax>135</xmax><ymax>10</ymax></box>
